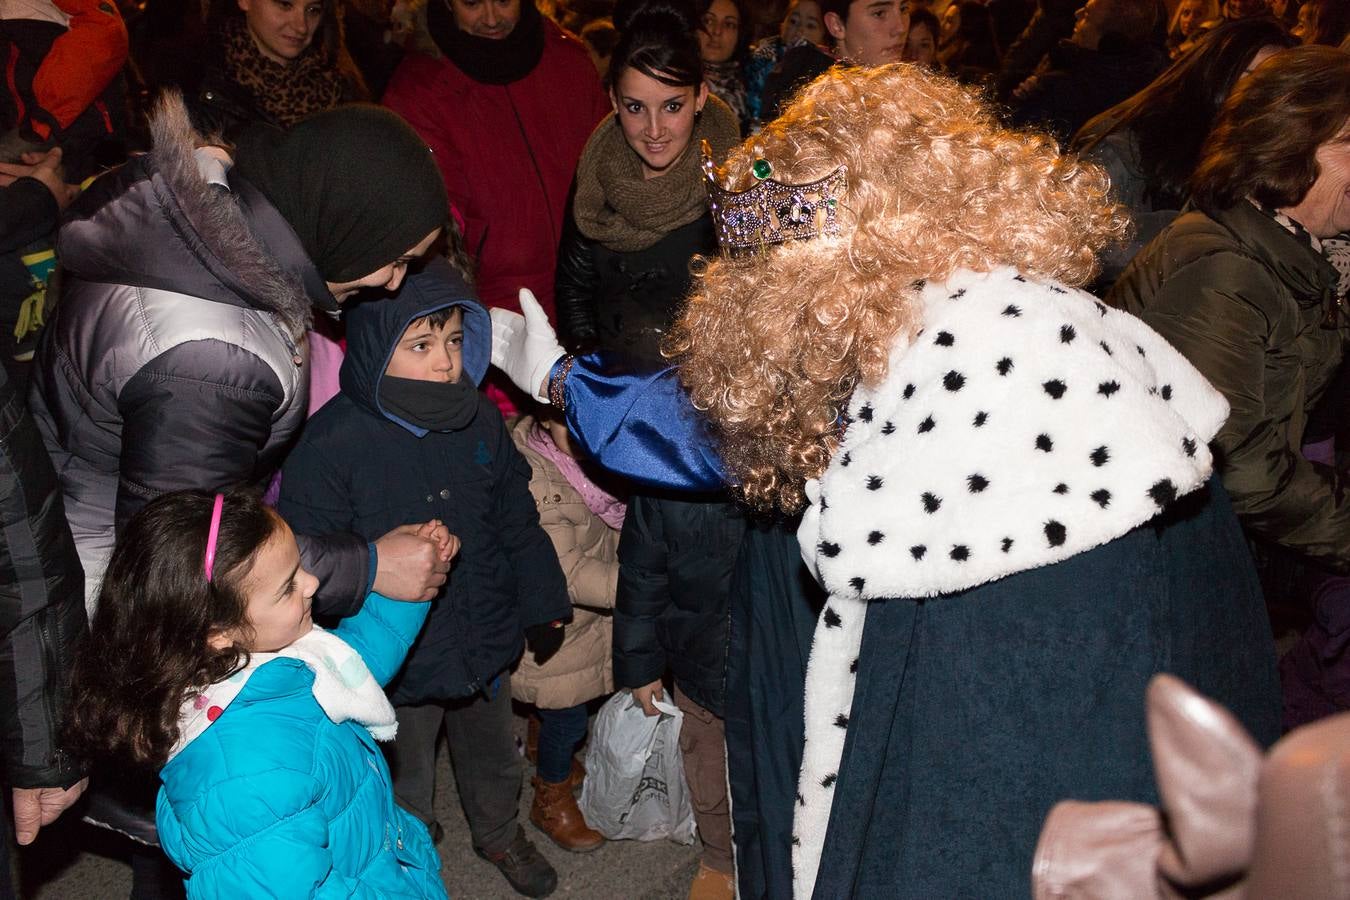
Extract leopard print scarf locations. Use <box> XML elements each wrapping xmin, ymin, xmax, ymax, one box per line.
<box><xmin>220</xmin><ymin>17</ymin><xmax>344</xmax><ymax>128</ymax></box>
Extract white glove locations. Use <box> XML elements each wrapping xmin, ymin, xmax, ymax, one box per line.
<box><xmin>489</xmin><ymin>288</ymin><xmax>566</xmax><ymax>403</ymax></box>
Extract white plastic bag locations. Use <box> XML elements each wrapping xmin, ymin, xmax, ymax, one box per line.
<box><xmin>578</xmin><ymin>691</ymin><xmax>697</xmax><ymax>844</ymax></box>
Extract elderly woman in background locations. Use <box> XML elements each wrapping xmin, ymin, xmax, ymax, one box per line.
<box><xmin>1110</xmin><ymin>45</ymin><xmax>1350</xmax><ymax>572</ymax></box>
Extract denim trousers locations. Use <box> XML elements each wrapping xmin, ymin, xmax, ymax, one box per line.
<box><xmin>535</xmin><ymin>703</ymin><xmax>589</xmax><ymax>783</ymax></box>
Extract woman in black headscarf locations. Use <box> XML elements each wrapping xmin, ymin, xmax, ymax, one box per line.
<box><xmin>31</xmin><ymin>95</ymin><xmax>452</xmax><ymax>899</ymax></box>
<box><xmin>35</xmin><ymin>95</ymin><xmax>453</xmax><ymax>619</ymax></box>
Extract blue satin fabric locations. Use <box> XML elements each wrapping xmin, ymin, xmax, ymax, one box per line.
<box><xmin>559</xmin><ymin>354</ymin><xmax>728</xmax><ymax>492</ymax></box>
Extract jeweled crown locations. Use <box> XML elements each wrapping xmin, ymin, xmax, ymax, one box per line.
<box><xmin>701</xmin><ymin>140</ymin><xmax>848</xmax><ymax>252</ymax></box>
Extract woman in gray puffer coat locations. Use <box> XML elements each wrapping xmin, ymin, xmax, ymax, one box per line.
<box><xmin>31</xmin><ymin>93</ymin><xmax>454</xmax><ymax>899</ymax></box>
<box><xmin>30</xmin><ymin>94</ymin><xmax>451</xmax><ymax>619</ymax></box>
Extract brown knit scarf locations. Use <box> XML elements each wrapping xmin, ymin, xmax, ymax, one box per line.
<box><xmin>573</xmin><ymin>95</ymin><xmax>740</xmax><ymax>253</ymax></box>
<box><xmin>220</xmin><ymin>17</ymin><xmax>345</xmax><ymax>128</ymax></box>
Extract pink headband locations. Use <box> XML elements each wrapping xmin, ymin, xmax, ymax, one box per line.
<box><xmin>204</xmin><ymin>493</ymin><xmax>225</xmax><ymax>583</ymax></box>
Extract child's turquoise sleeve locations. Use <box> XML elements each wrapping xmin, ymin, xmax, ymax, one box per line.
<box><xmin>332</xmin><ymin>593</ymin><xmax>430</xmax><ymax>687</ymax></box>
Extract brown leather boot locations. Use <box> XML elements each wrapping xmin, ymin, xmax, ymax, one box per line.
<box><xmin>563</xmin><ymin>757</ymin><xmax>586</xmax><ymax>794</ymax></box>
<box><xmin>687</xmin><ymin>862</ymin><xmax>735</xmax><ymax>900</ymax></box>
<box><xmin>530</xmin><ymin>775</ymin><xmax>605</xmax><ymax>852</ymax></box>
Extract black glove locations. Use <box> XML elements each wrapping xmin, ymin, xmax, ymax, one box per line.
<box><xmin>525</xmin><ymin>622</ymin><xmax>566</xmax><ymax>665</ymax></box>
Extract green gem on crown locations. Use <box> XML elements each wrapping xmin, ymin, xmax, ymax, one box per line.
<box><xmin>752</xmin><ymin>159</ymin><xmax>773</xmax><ymax>180</ymax></box>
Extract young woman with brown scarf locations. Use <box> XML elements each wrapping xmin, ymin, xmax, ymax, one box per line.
<box><xmin>554</xmin><ymin>0</ymin><xmax>739</xmax><ymax>371</ymax></box>
<box><xmin>552</xmin><ymin>6</ymin><xmax>743</xmax><ymax>899</ymax></box>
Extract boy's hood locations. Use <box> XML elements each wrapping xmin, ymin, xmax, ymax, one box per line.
<box><xmin>340</xmin><ymin>258</ymin><xmax>490</xmax><ymax>431</ymax></box>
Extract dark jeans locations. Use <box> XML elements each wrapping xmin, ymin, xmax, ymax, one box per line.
<box><xmin>386</xmin><ymin>674</ymin><xmax>522</xmax><ymax>856</ymax></box>
<box><xmin>535</xmin><ymin>704</ymin><xmax>588</xmax><ymax>783</ymax></box>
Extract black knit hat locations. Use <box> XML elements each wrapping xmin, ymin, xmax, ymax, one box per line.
<box><xmin>232</xmin><ymin>105</ymin><xmax>448</xmax><ymax>289</ymax></box>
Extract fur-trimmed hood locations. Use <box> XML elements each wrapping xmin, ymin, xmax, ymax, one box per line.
<box><xmin>57</xmin><ymin>92</ymin><xmax>321</xmax><ymax>330</ymax></box>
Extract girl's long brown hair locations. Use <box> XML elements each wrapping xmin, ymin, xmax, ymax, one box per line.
<box><xmin>65</xmin><ymin>487</ymin><xmax>278</xmax><ymax>769</ymax></box>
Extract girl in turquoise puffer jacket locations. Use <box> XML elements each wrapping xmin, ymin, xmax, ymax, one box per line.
<box><xmin>65</xmin><ymin>486</ymin><xmax>457</xmax><ymax>898</ymax></box>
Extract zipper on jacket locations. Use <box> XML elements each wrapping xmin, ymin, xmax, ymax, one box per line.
<box><xmin>34</xmin><ymin>610</ymin><xmax>64</xmax><ymax>778</ymax></box>
<box><xmin>504</xmin><ymin>85</ymin><xmax>559</xmax><ymax>248</ymax></box>
<box><xmin>266</xmin><ymin>313</ymin><xmax>305</xmax><ymax>367</ymax></box>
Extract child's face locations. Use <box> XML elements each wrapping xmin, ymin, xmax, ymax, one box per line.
<box><xmin>228</xmin><ymin>519</ymin><xmax>318</xmax><ymax>653</ymax></box>
<box><xmin>782</xmin><ymin>0</ymin><xmax>825</xmax><ymax>46</ymax></box>
<box><xmin>386</xmin><ymin>308</ymin><xmax>465</xmax><ymax>383</ymax></box>
<box><xmin>544</xmin><ymin>416</ymin><xmax>582</xmax><ymax>459</ymax></box>
<box><xmin>902</xmin><ymin>19</ymin><xmax>936</xmax><ymax>64</ymax></box>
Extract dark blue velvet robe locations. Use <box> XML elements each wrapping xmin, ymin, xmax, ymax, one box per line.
<box><xmin>560</xmin><ymin>357</ymin><xmax>1280</xmax><ymax>899</ymax></box>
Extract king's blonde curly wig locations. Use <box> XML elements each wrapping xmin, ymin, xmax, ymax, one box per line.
<box><xmin>666</xmin><ymin>64</ymin><xmax>1129</xmax><ymax>513</ymax></box>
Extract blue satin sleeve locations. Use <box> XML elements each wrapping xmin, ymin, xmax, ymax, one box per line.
<box><xmin>561</xmin><ymin>354</ymin><xmax>729</xmax><ymax>492</ymax></box>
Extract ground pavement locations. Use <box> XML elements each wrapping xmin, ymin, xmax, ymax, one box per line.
<box><xmin>13</xmin><ymin>713</ymin><xmax>702</xmax><ymax>899</ymax></box>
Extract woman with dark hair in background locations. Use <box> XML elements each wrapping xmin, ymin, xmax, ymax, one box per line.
<box><xmin>938</xmin><ymin>0</ymin><xmax>1000</xmax><ymax>82</ymax></box>
<box><xmin>745</xmin><ymin>0</ymin><xmax>827</xmax><ymax>129</ymax></box>
<box><xmin>698</xmin><ymin>0</ymin><xmax>753</xmax><ymax>133</ymax></box>
<box><xmin>1111</xmin><ymin>44</ymin><xmax>1350</xmax><ymax>733</ymax></box>
<box><xmin>1296</xmin><ymin>0</ymin><xmax>1350</xmax><ymax>45</ymax></box>
<box><xmin>184</xmin><ymin>0</ymin><xmax>369</xmax><ymax>138</ymax></box>
<box><xmin>553</xmin><ymin>5</ymin><xmax>743</xmax><ymax>898</ymax></box>
<box><xmin>903</xmin><ymin>7</ymin><xmax>943</xmax><ymax>67</ymax></box>
<box><xmin>1110</xmin><ymin>45</ymin><xmax>1350</xmax><ymax>574</ymax></box>
<box><xmin>1074</xmin><ymin>16</ymin><xmax>1296</xmax><ymax>288</ymax></box>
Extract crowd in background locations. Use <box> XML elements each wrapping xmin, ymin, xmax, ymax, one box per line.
<box><xmin>0</xmin><ymin>0</ymin><xmax>1348</xmax><ymax>896</ymax></box>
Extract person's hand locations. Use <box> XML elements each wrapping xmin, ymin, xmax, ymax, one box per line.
<box><xmin>489</xmin><ymin>288</ymin><xmax>566</xmax><ymax>403</ymax></box>
<box><xmin>372</xmin><ymin>523</ymin><xmax>452</xmax><ymax>601</ymax></box>
<box><xmin>631</xmin><ymin>680</ymin><xmax>665</xmax><ymax>717</ymax></box>
<box><xmin>413</xmin><ymin>518</ymin><xmax>460</xmax><ymax>564</ymax></box>
<box><xmin>524</xmin><ymin>621</ymin><xmax>565</xmax><ymax>664</ymax></box>
<box><xmin>12</xmin><ymin>778</ymin><xmax>88</xmax><ymax>845</ymax></box>
<box><xmin>0</xmin><ymin>147</ymin><xmax>79</xmax><ymax>210</ymax></box>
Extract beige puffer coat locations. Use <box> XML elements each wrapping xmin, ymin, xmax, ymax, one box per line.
<box><xmin>509</xmin><ymin>416</ymin><xmax>619</xmax><ymax>708</ymax></box>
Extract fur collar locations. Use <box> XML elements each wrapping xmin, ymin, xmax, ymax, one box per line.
<box><xmin>799</xmin><ymin>267</ymin><xmax>1227</xmax><ymax>601</ymax></box>
<box><xmin>60</xmin><ymin>92</ymin><xmax>314</xmax><ymax>331</ymax></box>
<box><xmin>791</xmin><ymin>267</ymin><xmax>1229</xmax><ymax>897</ymax></box>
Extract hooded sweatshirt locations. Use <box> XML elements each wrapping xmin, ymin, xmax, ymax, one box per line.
<box><xmin>278</xmin><ymin>260</ymin><xmax>570</xmax><ymax>703</ymax></box>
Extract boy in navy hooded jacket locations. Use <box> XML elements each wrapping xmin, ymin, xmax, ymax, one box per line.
<box><xmin>279</xmin><ymin>260</ymin><xmax>571</xmax><ymax>898</ymax></box>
